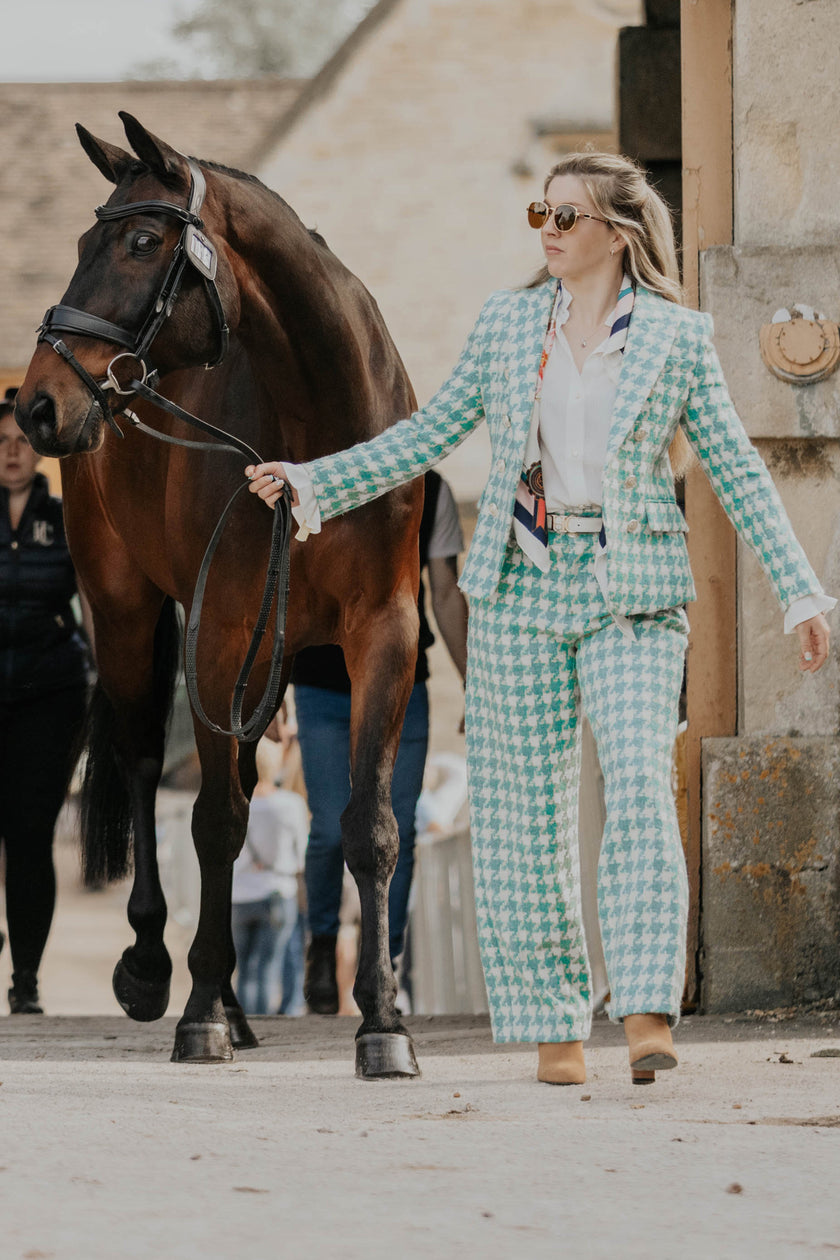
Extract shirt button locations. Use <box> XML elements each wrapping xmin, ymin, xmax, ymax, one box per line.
<box><xmin>488</xmin><ymin>503</ymin><xmax>499</xmax><ymax>518</ymax></box>
<box><xmin>626</xmin><ymin>519</ymin><xmax>639</xmax><ymax>534</ymax></box>
<box><xmin>571</xmin><ymin>449</ymin><xmax>581</xmax><ymax>458</ymax></box>
<box><xmin>10</xmin><ymin>540</ymin><xmax>19</xmax><ymax>551</ymax></box>
<box><xmin>624</xmin><ymin>475</ymin><xmax>637</xmax><ymax>490</ymax></box>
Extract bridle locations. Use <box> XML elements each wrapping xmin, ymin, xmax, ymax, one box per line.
<box><xmin>35</xmin><ymin>156</ymin><xmax>292</xmax><ymax>743</ymax></box>
<box><xmin>38</xmin><ymin>158</ymin><xmax>229</xmax><ymax>438</ymax></box>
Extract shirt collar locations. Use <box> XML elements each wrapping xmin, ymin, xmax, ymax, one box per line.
<box><xmin>555</xmin><ymin>275</ymin><xmax>634</xmax><ymax>357</ymax></box>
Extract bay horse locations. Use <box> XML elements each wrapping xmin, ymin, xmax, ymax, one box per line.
<box><xmin>15</xmin><ymin>113</ymin><xmax>424</xmax><ymax>1074</ymax></box>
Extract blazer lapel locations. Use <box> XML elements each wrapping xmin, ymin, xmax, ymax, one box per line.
<box><xmin>605</xmin><ymin>285</ymin><xmax>678</xmax><ymax>460</ymax></box>
<box><xmin>506</xmin><ymin>279</ymin><xmax>557</xmax><ymax>429</ymax></box>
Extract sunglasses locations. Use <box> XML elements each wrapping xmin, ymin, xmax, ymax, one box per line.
<box><xmin>527</xmin><ymin>201</ymin><xmax>611</xmax><ymax>232</ymax></box>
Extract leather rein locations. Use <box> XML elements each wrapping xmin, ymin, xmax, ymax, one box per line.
<box><xmin>36</xmin><ymin>157</ymin><xmax>292</xmax><ymax>743</ymax></box>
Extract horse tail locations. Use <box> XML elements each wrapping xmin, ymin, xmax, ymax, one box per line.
<box><xmin>80</xmin><ymin>596</ymin><xmax>182</xmax><ymax>888</ymax></box>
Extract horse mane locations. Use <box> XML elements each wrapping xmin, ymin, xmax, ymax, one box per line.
<box><xmin>193</xmin><ymin>157</ymin><xmax>330</xmax><ymax>249</ymax></box>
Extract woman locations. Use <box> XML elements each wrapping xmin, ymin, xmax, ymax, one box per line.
<box><xmin>246</xmin><ymin>153</ymin><xmax>833</xmax><ymax>1085</ymax></box>
<box><xmin>0</xmin><ymin>393</ymin><xmax>89</xmax><ymax>1014</ymax></box>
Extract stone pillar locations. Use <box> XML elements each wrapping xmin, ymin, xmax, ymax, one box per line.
<box><xmin>699</xmin><ymin>0</ymin><xmax>840</xmax><ymax>1011</ymax></box>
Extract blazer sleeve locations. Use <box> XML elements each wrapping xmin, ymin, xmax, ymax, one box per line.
<box><xmin>681</xmin><ymin>317</ymin><xmax>825</xmax><ymax>609</ymax></box>
<box><xmin>300</xmin><ymin>303</ymin><xmax>489</xmax><ymax>523</ymax></box>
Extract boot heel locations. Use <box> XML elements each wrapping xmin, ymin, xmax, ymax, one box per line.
<box><xmin>631</xmin><ymin>1068</ymin><xmax>656</xmax><ymax>1085</ymax></box>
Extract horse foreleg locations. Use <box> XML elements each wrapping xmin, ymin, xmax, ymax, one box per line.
<box><xmin>171</xmin><ymin>726</ymin><xmax>251</xmax><ymax>1063</ymax></box>
<box><xmin>343</xmin><ymin>604</ymin><xmax>421</xmax><ymax>1079</ymax></box>
<box><xmin>90</xmin><ymin>593</ymin><xmax>178</xmax><ymax>1022</ymax></box>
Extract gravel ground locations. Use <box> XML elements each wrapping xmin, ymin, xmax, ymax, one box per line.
<box><xmin>0</xmin><ymin>1011</ymin><xmax>838</xmax><ymax>1260</ymax></box>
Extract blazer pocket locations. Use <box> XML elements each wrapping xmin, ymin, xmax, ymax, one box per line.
<box><xmin>645</xmin><ymin>499</ymin><xmax>689</xmax><ymax>533</ymax></box>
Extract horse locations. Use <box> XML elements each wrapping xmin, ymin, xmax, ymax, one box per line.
<box><xmin>15</xmin><ymin>113</ymin><xmax>424</xmax><ymax>1074</ymax></box>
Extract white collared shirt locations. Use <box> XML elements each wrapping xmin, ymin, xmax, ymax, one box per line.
<box><xmin>539</xmin><ymin>283</ymin><xmax>624</xmax><ymax>512</ymax></box>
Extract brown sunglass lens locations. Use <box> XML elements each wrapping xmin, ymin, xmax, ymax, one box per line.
<box><xmin>527</xmin><ymin>202</ymin><xmax>549</xmax><ymax>229</ymax></box>
<box><xmin>552</xmin><ymin>204</ymin><xmax>578</xmax><ymax>231</ymax></box>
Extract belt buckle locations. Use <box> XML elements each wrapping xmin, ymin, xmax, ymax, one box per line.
<box><xmin>553</xmin><ymin>514</ymin><xmax>571</xmax><ymax>534</ymax></box>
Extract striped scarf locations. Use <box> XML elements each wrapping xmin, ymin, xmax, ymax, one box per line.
<box><xmin>513</xmin><ymin>277</ymin><xmax>635</xmax><ymax>571</ymax></box>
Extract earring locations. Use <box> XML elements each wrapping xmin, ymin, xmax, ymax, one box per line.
<box><xmin>610</xmin><ymin>247</ymin><xmax>616</xmax><ymax>256</ymax></box>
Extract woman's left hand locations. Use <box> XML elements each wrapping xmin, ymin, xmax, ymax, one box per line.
<box><xmin>795</xmin><ymin>613</ymin><xmax>830</xmax><ymax>672</ymax></box>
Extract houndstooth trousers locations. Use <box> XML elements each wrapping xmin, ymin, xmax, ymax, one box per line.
<box><xmin>465</xmin><ymin>529</ymin><xmax>689</xmax><ymax>1044</ymax></box>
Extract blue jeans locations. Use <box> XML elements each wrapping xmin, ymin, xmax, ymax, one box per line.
<box><xmin>295</xmin><ymin>681</ymin><xmax>429</xmax><ymax>960</ymax></box>
<box><xmin>232</xmin><ymin>892</ymin><xmax>298</xmax><ymax>1015</ymax></box>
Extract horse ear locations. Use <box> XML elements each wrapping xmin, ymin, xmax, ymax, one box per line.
<box><xmin>119</xmin><ymin>112</ymin><xmax>185</xmax><ymax>181</ymax></box>
<box><xmin>76</xmin><ymin>124</ymin><xmax>133</xmax><ymax>185</ymax></box>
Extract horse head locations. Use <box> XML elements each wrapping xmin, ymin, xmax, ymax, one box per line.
<box><xmin>16</xmin><ymin>113</ymin><xmax>240</xmax><ymax>456</ymax></box>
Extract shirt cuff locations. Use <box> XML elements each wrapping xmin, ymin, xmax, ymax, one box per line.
<box><xmin>282</xmin><ymin>463</ymin><xmax>322</xmax><ymax>541</ymax></box>
<box><xmin>784</xmin><ymin>593</ymin><xmax>837</xmax><ymax>634</ymax></box>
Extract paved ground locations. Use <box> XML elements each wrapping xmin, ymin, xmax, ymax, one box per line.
<box><xmin>1</xmin><ymin>1010</ymin><xmax>839</xmax><ymax>1260</ymax></box>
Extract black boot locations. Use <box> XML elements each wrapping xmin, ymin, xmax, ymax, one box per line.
<box><xmin>9</xmin><ymin>971</ymin><xmax>44</xmax><ymax>1015</ymax></box>
<box><xmin>304</xmin><ymin>934</ymin><xmax>339</xmax><ymax>1014</ymax></box>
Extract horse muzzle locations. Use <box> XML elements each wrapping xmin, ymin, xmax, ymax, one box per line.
<box><xmin>15</xmin><ymin>385</ymin><xmax>105</xmax><ymax>457</ymax></box>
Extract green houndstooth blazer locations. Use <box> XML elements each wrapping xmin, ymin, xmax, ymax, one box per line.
<box><xmin>302</xmin><ymin>281</ymin><xmax>824</xmax><ymax>615</ymax></box>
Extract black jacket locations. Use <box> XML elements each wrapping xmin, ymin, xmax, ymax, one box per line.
<box><xmin>0</xmin><ymin>472</ymin><xmax>89</xmax><ymax>700</ymax></box>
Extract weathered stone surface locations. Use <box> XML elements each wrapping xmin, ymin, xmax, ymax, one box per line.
<box><xmin>700</xmin><ymin>246</ymin><xmax>840</xmax><ymax>440</ymax></box>
<box><xmin>618</xmin><ymin>26</ymin><xmax>681</xmax><ymax>162</ymax></box>
<box><xmin>701</xmin><ymin>736</ymin><xmax>840</xmax><ymax>1013</ymax></box>
<box><xmin>737</xmin><ymin>439</ymin><xmax>840</xmax><ymax>737</ymax></box>
<box><xmin>734</xmin><ymin>0</ymin><xmax>840</xmax><ymax>248</ymax></box>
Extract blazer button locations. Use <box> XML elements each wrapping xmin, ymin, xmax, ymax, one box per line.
<box><xmin>624</xmin><ymin>475</ymin><xmax>637</xmax><ymax>490</ymax></box>
<box><xmin>503</xmin><ymin>367</ymin><xmax>511</xmax><ymax>379</ymax></box>
<box><xmin>626</xmin><ymin>519</ymin><xmax>640</xmax><ymax>533</ymax></box>
<box><xmin>634</xmin><ymin>428</ymin><xmax>648</xmax><ymax>442</ymax></box>
<box><xmin>503</xmin><ymin>414</ymin><xmax>512</xmax><ymax>428</ymax></box>
<box><xmin>496</xmin><ymin>458</ymin><xmax>505</xmax><ymax>473</ymax></box>
<box><xmin>488</xmin><ymin>503</ymin><xmax>499</xmax><ymax>518</ymax></box>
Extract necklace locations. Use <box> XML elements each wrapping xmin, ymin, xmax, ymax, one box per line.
<box><xmin>575</xmin><ymin>309</ymin><xmax>610</xmax><ymax>348</ymax></box>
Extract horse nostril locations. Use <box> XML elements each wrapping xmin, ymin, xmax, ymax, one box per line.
<box><xmin>28</xmin><ymin>392</ymin><xmax>58</xmax><ymax>437</ymax></box>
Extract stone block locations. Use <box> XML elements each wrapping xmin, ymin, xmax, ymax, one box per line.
<box><xmin>618</xmin><ymin>27</ymin><xmax>681</xmax><ymax>162</ymax></box>
<box><xmin>736</xmin><ymin>438</ymin><xmax>840</xmax><ymax>737</ymax></box>
<box><xmin>733</xmin><ymin>0</ymin><xmax>840</xmax><ymax>248</ymax></box>
<box><xmin>701</xmin><ymin>736</ymin><xmax>840</xmax><ymax>1013</ymax></box>
<box><xmin>700</xmin><ymin>245</ymin><xmax>840</xmax><ymax>440</ymax></box>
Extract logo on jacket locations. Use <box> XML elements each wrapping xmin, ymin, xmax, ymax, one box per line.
<box><xmin>32</xmin><ymin>520</ymin><xmax>55</xmax><ymax>546</ymax></box>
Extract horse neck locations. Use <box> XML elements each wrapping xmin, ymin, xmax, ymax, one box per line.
<box><xmin>223</xmin><ymin>189</ymin><xmax>411</xmax><ymax>461</ymax></box>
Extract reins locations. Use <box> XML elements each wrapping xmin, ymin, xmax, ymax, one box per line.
<box><xmin>36</xmin><ymin>156</ymin><xmax>292</xmax><ymax>743</ymax></box>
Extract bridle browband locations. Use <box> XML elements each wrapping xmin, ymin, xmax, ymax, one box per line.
<box><xmin>35</xmin><ymin>155</ymin><xmax>291</xmax><ymax>744</ymax></box>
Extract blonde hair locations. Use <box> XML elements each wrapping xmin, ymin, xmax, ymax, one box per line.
<box><xmin>529</xmin><ymin>151</ymin><xmax>692</xmax><ymax>475</ymax></box>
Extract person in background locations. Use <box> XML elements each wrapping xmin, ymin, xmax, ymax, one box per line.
<box><xmin>293</xmin><ymin>468</ymin><xmax>468</xmax><ymax>1014</ymax></box>
<box><xmin>0</xmin><ymin>390</ymin><xmax>90</xmax><ymax>1014</ymax></box>
<box><xmin>231</xmin><ymin>735</ymin><xmax>308</xmax><ymax>1016</ymax></box>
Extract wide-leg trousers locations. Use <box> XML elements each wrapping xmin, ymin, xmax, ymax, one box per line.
<box><xmin>465</xmin><ymin>531</ymin><xmax>689</xmax><ymax>1044</ymax></box>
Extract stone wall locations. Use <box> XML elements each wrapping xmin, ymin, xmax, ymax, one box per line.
<box><xmin>699</xmin><ymin>0</ymin><xmax>840</xmax><ymax>1011</ymax></box>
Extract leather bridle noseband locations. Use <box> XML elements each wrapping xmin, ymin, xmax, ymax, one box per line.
<box><xmin>35</xmin><ymin>156</ymin><xmax>291</xmax><ymax>743</ymax></box>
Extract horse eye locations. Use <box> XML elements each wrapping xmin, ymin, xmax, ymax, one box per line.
<box><xmin>129</xmin><ymin>231</ymin><xmax>160</xmax><ymax>257</ymax></box>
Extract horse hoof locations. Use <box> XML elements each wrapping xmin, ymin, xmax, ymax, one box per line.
<box><xmin>225</xmin><ymin>1006</ymin><xmax>259</xmax><ymax>1050</ymax></box>
<box><xmin>355</xmin><ymin>1032</ymin><xmax>421</xmax><ymax>1079</ymax></box>
<box><xmin>112</xmin><ymin>958</ymin><xmax>170</xmax><ymax>1022</ymax></box>
<box><xmin>171</xmin><ymin>1021</ymin><xmax>234</xmax><ymax>1064</ymax></box>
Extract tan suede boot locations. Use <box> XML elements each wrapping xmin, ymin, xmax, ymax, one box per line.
<box><xmin>624</xmin><ymin>1013</ymin><xmax>677</xmax><ymax>1084</ymax></box>
<box><xmin>537</xmin><ymin>1041</ymin><xmax>586</xmax><ymax>1085</ymax></box>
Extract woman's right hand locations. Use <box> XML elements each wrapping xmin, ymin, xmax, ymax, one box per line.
<box><xmin>246</xmin><ymin>462</ymin><xmax>294</xmax><ymax>510</ymax></box>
